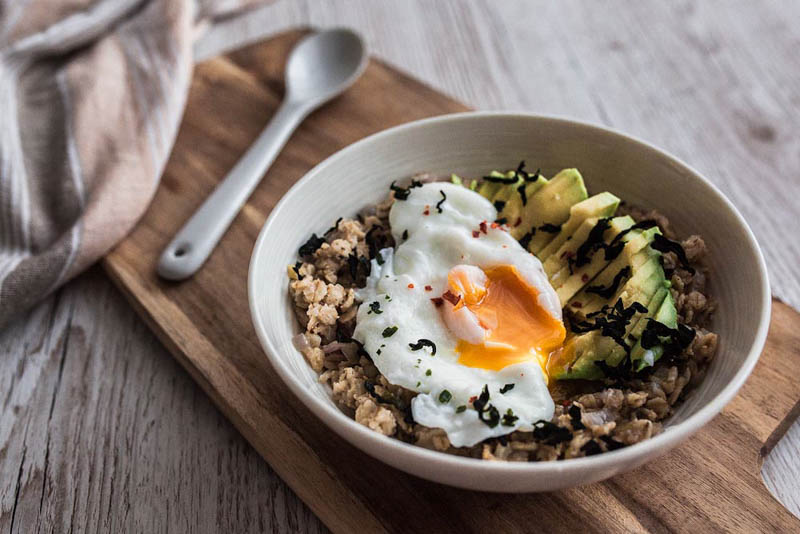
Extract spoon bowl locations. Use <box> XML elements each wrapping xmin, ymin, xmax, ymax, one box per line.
<box><xmin>286</xmin><ymin>29</ymin><xmax>367</xmax><ymax>105</ymax></box>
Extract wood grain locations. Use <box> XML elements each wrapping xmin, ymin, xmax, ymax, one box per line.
<box><xmin>99</xmin><ymin>30</ymin><xmax>800</xmax><ymax>533</ymax></box>
<box><xmin>0</xmin><ymin>267</ymin><xmax>327</xmax><ymax>534</ymax></box>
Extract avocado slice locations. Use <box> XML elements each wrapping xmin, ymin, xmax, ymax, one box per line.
<box><xmin>568</xmin><ymin>226</ymin><xmax>662</xmax><ymax>318</ymax></box>
<box><xmin>451</xmin><ymin>173</ymin><xmax>477</xmax><ymax>190</ymax></box>
<box><xmin>541</xmin><ymin>216</ymin><xmax>606</xmax><ymax>277</ymax></box>
<box><xmin>475</xmin><ymin>170</ymin><xmax>512</xmax><ymax>201</ymax></box>
<box><xmin>520</xmin><ymin>169</ymin><xmax>589</xmax><ymax>253</ymax></box>
<box><xmin>475</xmin><ymin>169</ymin><xmax>549</xmax><ymax>239</ymax></box>
<box><xmin>628</xmin><ymin>286</ymin><xmax>670</xmax><ymax>343</ymax></box>
<box><xmin>475</xmin><ymin>168</ymin><xmax>588</xmax><ymax>246</ymax></box>
<box><xmin>551</xmin><ymin>258</ymin><xmax>666</xmax><ymax>380</ymax></box>
<box><xmin>595</xmin><ymin>284</ymin><xmax>670</xmax><ymax>370</ymax></box>
<box><xmin>537</xmin><ymin>192</ymin><xmax>621</xmax><ymax>261</ymax></box>
<box><xmin>552</xmin><ymin>216</ymin><xmax>635</xmax><ymax>306</ymax></box>
<box><xmin>497</xmin><ymin>177</ymin><xmax>549</xmax><ymax>239</ymax></box>
<box><xmin>547</xmin><ymin>332</ymin><xmax>603</xmax><ymax>380</ymax></box>
<box><xmin>544</xmin><ymin>215</ymin><xmax>633</xmax><ymax>279</ymax></box>
<box><xmin>630</xmin><ymin>292</ymin><xmax>679</xmax><ymax>370</ymax></box>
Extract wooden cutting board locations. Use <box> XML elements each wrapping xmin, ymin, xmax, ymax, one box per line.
<box><xmin>103</xmin><ymin>29</ymin><xmax>800</xmax><ymax>533</ymax></box>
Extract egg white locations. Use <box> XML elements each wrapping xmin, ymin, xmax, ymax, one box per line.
<box><xmin>352</xmin><ymin>182</ymin><xmax>561</xmax><ymax>447</ymax></box>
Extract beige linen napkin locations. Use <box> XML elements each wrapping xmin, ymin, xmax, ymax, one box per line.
<box><xmin>0</xmin><ymin>0</ymin><xmax>262</xmax><ymax>327</ymax></box>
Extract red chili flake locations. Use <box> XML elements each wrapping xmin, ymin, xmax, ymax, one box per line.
<box><xmin>469</xmin><ymin>396</ymin><xmax>477</xmax><ymax>403</ymax></box>
<box><xmin>479</xmin><ymin>221</ymin><xmax>488</xmax><ymax>234</ymax></box>
<box><xmin>408</xmin><ymin>283</ymin><xmax>415</xmax><ymax>289</ymax></box>
<box><xmin>562</xmin><ymin>400</ymin><xmax>572</xmax><ymax>407</ymax></box>
<box><xmin>424</xmin><ymin>285</ymin><xmax>433</xmax><ymax>291</ymax></box>
<box><xmin>581</xmin><ymin>274</ymin><xmax>589</xmax><ymax>283</ymax></box>
<box><xmin>571</xmin><ymin>301</ymin><xmax>583</xmax><ymax>308</ymax></box>
<box><xmin>431</xmin><ymin>297</ymin><xmax>444</xmax><ymax>307</ymax></box>
<box><xmin>423</xmin><ymin>209</ymin><xmax>430</xmax><ymax>216</ymax></box>
<box><xmin>502</xmin><ymin>245</ymin><xmax>508</xmax><ymax>248</ymax></box>
<box><xmin>442</xmin><ymin>290</ymin><xmax>461</xmax><ymax>306</ymax></box>
<box><xmin>514</xmin><ymin>217</ymin><xmax>522</xmax><ymax>227</ymax></box>
<box><xmin>560</xmin><ymin>250</ymin><xmax>575</xmax><ymax>259</ymax></box>
<box><xmin>490</xmin><ymin>222</ymin><xmax>499</xmax><ymax>229</ymax></box>
<box><xmin>472</xmin><ymin>230</ymin><xmax>480</xmax><ymax>238</ymax></box>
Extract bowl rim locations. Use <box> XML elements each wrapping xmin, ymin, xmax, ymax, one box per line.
<box><xmin>248</xmin><ymin>111</ymin><xmax>771</xmax><ymax>476</ymax></box>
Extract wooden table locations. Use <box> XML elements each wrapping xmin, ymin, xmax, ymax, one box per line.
<box><xmin>3</xmin><ymin>1</ymin><xmax>799</xmax><ymax>532</ymax></box>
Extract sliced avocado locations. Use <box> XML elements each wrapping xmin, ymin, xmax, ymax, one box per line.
<box><xmin>568</xmin><ymin>226</ymin><xmax>662</xmax><ymax>318</ymax></box>
<box><xmin>541</xmin><ymin>216</ymin><xmax>604</xmax><ymax>277</ymax></box>
<box><xmin>553</xmin><ymin>261</ymin><xmax>666</xmax><ymax>380</ymax></box>
<box><xmin>615</xmin><ymin>258</ymin><xmax>663</xmax><ymax>309</ymax></box>
<box><xmin>600</xmin><ymin>284</ymin><xmax>670</xmax><ymax>369</ymax></box>
<box><xmin>630</xmin><ymin>292</ymin><xmax>679</xmax><ymax>370</ymax></box>
<box><xmin>488</xmin><ymin>173</ymin><xmax>524</xmax><ymax>220</ymax></box>
<box><xmin>537</xmin><ymin>192</ymin><xmax>621</xmax><ymax>261</ymax></box>
<box><xmin>548</xmin><ymin>332</ymin><xmax>603</xmax><ymax>380</ymax></box>
<box><xmin>543</xmin><ymin>215</ymin><xmax>634</xmax><ymax>280</ymax></box>
<box><xmin>495</xmin><ymin>177</ymin><xmax>548</xmax><ymax>238</ymax></box>
<box><xmin>451</xmin><ymin>173</ymin><xmax>477</xmax><ymax>190</ymax></box>
<box><xmin>629</xmin><ymin>286</ymin><xmax>669</xmax><ymax>342</ymax></box>
<box><xmin>476</xmin><ymin>170</ymin><xmax>514</xmax><ymax>201</ymax></box>
<box><xmin>475</xmin><ymin>167</ymin><xmax>587</xmax><ymax>246</ymax></box>
<box><xmin>552</xmin><ymin>216</ymin><xmax>635</xmax><ymax>306</ymax></box>
<box><xmin>522</xmin><ymin>169</ymin><xmax>589</xmax><ymax>253</ymax></box>
<box><xmin>506</xmin><ymin>177</ymin><xmax>549</xmax><ymax>239</ymax></box>
<box><xmin>475</xmin><ymin>169</ymin><xmax>548</xmax><ymax>238</ymax></box>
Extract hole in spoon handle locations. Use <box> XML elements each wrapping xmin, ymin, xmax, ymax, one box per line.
<box><xmin>157</xmin><ymin>101</ymin><xmax>309</xmax><ymax>281</ymax></box>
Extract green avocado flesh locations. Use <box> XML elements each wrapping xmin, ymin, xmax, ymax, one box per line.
<box><xmin>630</xmin><ymin>291</ymin><xmax>679</xmax><ymax>370</ymax></box>
<box><xmin>479</xmin><ymin>168</ymin><xmax>589</xmax><ymax>244</ymax></box>
<box><xmin>546</xmin><ymin>216</ymin><xmax>635</xmax><ymax>306</ymax></box>
<box><xmin>471</xmin><ymin>165</ymin><xmax>677</xmax><ymax>379</ymax></box>
<box><xmin>538</xmin><ymin>192</ymin><xmax>621</xmax><ymax>260</ymax></box>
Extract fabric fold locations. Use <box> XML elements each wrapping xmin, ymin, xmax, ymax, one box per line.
<box><xmin>0</xmin><ymin>0</ymin><xmax>264</xmax><ymax>327</ymax></box>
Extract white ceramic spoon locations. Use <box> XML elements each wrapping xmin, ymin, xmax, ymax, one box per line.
<box><xmin>158</xmin><ymin>28</ymin><xmax>367</xmax><ymax>280</ymax></box>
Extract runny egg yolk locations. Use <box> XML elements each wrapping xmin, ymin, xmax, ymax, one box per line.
<box><xmin>447</xmin><ymin>265</ymin><xmax>566</xmax><ymax>378</ymax></box>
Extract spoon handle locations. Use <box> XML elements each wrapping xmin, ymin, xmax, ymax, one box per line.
<box><xmin>158</xmin><ymin>100</ymin><xmax>309</xmax><ymax>280</ymax></box>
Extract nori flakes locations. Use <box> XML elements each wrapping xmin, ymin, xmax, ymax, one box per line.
<box><xmin>532</xmin><ymin>420</ymin><xmax>573</xmax><ymax>445</ymax></box>
<box><xmin>580</xmin><ymin>439</ymin><xmax>603</xmax><ymax>456</ymax></box>
<box><xmin>518</xmin><ymin>230</ymin><xmax>535</xmax><ymax>250</ymax></box>
<box><xmin>298</xmin><ymin>233</ymin><xmax>326</xmax><ymax>257</ymax></box>
<box><xmin>473</xmin><ymin>385</ymin><xmax>500</xmax><ymax>428</ymax></box>
<box><xmin>586</xmin><ymin>266</ymin><xmax>631</xmax><ymax>299</ymax></box>
<box><xmin>651</xmin><ymin>234</ymin><xmax>695</xmax><ymax>274</ymax></box>
<box><xmin>436</xmin><ymin>190</ymin><xmax>447</xmax><ymax>213</ymax></box>
<box><xmin>390</xmin><ymin>179</ymin><xmax>423</xmax><ymax>200</ymax></box>
<box><xmin>568</xmin><ymin>404</ymin><xmax>585</xmax><ymax>430</ymax></box>
<box><xmin>538</xmin><ymin>223</ymin><xmax>561</xmax><ymax>233</ymax></box>
<box><xmin>408</xmin><ymin>338</ymin><xmax>437</xmax><ymax>355</ymax></box>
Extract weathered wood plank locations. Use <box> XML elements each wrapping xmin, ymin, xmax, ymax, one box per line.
<box><xmin>0</xmin><ymin>269</ymin><xmax>327</xmax><ymax>533</ymax></box>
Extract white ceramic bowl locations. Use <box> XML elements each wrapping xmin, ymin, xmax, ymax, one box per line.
<box><xmin>248</xmin><ymin>112</ymin><xmax>770</xmax><ymax>492</ymax></box>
